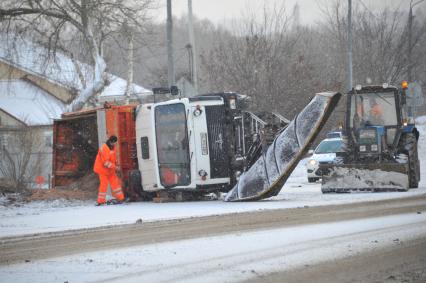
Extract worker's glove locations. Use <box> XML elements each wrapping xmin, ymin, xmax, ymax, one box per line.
<box><xmin>115</xmin><ymin>166</ymin><xmax>122</xmax><ymax>177</ymax></box>
<box><xmin>104</xmin><ymin>161</ymin><xmax>113</xmax><ymax>168</ymax></box>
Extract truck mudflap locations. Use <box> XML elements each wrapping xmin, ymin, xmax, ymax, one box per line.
<box><xmin>224</xmin><ymin>92</ymin><xmax>341</xmax><ymax>202</ymax></box>
<box><xmin>320</xmin><ymin>163</ymin><xmax>410</xmax><ymax>193</ymax></box>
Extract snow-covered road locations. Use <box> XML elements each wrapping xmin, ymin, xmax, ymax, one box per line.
<box><xmin>1</xmin><ymin>180</ymin><xmax>425</xmax><ymax>238</ymax></box>
<box><xmin>1</xmin><ymin>212</ymin><xmax>426</xmax><ymax>283</ymax></box>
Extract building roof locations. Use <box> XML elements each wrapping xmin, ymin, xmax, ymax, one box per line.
<box><xmin>0</xmin><ymin>80</ymin><xmax>65</xmax><ymax>126</ymax></box>
<box><xmin>0</xmin><ymin>33</ymin><xmax>152</xmax><ymax>101</ymax></box>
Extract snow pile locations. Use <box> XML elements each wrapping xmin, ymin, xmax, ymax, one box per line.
<box><xmin>322</xmin><ymin>167</ymin><xmax>409</xmax><ymax>190</ymax></box>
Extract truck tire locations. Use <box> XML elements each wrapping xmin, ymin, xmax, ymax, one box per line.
<box><xmin>128</xmin><ymin>169</ymin><xmax>143</xmax><ymax>195</ymax></box>
<box><xmin>403</xmin><ymin>133</ymin><xmax>419</xmax><ymax>188</ymax></box>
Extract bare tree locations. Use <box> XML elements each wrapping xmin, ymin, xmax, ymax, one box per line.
<box><xmin>0</xmin><ymin>127</ymin><xmax>44</xmax><ymax>192</ymax></box>
<box><xmin>0</xmin><ymin>0</ymin><xmax>156</xmax><ymax>111</ymax></box>
<box><xmin>319</xmin><ymin>1</ymin><xmax>426</xmax><ymax>86</ymax></box>
<box><xmin>201</xmin><ymin>2</ymin><xmax>305</xmax><ymax>115</ymax></box>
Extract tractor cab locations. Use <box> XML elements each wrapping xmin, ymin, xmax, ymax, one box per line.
<box><xmin>347</xmin><ymin>85</ymin><xmax>402</xmax><ymax>159</ymax></box>
<box><xmin>320</xmin><ymin>83</ymin><xmax>420</xmax><ymax>193</ymax></box>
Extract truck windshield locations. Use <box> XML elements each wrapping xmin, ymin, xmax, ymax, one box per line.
<box><xmin>155</xmin><ymin>103</ymin><xmax>190</xmax><ymax>187</ymax></box>
<box><xmin>350</xmin><ymin>92</ymin><xmax>397</xmax><ymax>127</ymax></box>
<box><xmin>315</xmin><ymin>139</ymin><xmax>343</xmax><ymax>154</ymax></box>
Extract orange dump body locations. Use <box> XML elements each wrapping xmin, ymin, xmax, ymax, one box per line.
<box><xmin>52</xmin><ymin>104</ymin><xmax>139</xmax><ymax>196</ymax></box>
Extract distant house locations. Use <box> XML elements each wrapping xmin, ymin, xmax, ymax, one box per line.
<box><xmin>0</xmin><ymin>34</ymin><xmax>152</xmax><ymax>189</ymax></box>
<box><xmin>0</xmin><ymin>80</ymin><xmax>65</xmax><ymax>188</ymax></box>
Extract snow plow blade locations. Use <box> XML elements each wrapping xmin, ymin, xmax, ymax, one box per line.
<box><xmin>320</xmin><ymin>163</ymin><xmax>410</xmax><ymax>193</ymax></box>
<box><xmin>225</xmin><ymin>92</ymin><xmax>342</xmax><ymax>202</ymax></box>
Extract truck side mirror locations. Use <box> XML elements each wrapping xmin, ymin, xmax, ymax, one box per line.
<box><xmin>170</xmin><ymin>85</ymin><xmax>179</xmax><ymax>96</ymax></box>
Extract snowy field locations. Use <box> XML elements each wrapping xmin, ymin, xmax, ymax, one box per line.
<box><xmin>0</xmin><ymin>118</ymin><xmax>425</xmax><ymax>238</ymax></box>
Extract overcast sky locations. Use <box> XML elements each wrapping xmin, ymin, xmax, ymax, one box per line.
<box><xmin>153</xmin><ymin>0</ymin><xmax>412</xmax><ymax>26</ymax></box>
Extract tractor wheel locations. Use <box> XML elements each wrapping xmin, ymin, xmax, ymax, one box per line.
<box><xmin>404</xmin><ymin>134</ymin><xmax>419</xmax><ymax>188</ymax></box>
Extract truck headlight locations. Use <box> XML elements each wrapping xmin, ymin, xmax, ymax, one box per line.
<box><xmin>371</xmin><ymin>144</ymin><xmax>378</xmax><ymax>151</ymax></box>
<box><xmin>308</xmin><ymin>159</ymin><xmax>317</xmax><ymax>165</ymax></box>
<box><xmin>198</xmin><ymin>169</ymin><xmax>208</xmax><ymax>181</ymax></box>
<box><xmin>193</xmin><ymin>105</ymin><xmax>202</xmax><ymax>117</ymax></box>
<box><xmin>359</xmin><ymin>145</ymin><xmax>366</xmax><ymax>152</ymax></box>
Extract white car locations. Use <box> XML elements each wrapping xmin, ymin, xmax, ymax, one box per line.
<box><xmin>306</xmin><ymin>138</ymin><xmax>343</xmax><ymax>183</ymax></box>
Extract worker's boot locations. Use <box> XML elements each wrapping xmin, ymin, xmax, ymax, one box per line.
<box><xmin>106</xmin><ymin>199</ymin><xmax>122</xmax><ymax>205</ymax></box>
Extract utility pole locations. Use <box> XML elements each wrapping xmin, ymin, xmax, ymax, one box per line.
<box><xmin>347</xmin><ymin>0</ymin><xmax>353</xmax><ymax>91</ymax></box>
<box><xmin>167</xmin><ymin>0</ymin><xmax>175</xmax><ymax>87</ymax></box>
<box><xmin>187</xmin><ymin>0</ymin><xmax>198</xmax><ymax>93</ymax></box>
<box><xmin>125</xmin><ymin>29</ymin><xmax>134</xmax><ymax>103</ymax></box>
<box><xmin>407</xmin><ymin>0</ymin><xmax>425</xmax><ymax>82</ymax></box>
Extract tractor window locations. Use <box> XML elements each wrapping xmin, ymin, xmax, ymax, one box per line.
<box><xmin>155</xmin><ymin>103</ymin><xmax>190</xmax><ymax>187</ymax></box>
<box><xmin>350</xmin><ymin>92</ymin><xmax>397</xmax><ymax>127</ymax></box>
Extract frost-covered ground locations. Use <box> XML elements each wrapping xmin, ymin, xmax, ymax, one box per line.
<box><xmin>0</xmin><ymin>117</ymin><xmax>425</xmax><ymax>238</ymax></box>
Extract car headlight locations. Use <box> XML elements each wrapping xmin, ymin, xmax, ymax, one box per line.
<box><xmin>309</xmin><ymin>159</ymin><xmax>317</xmax><ymax>165</ymax></box>
<box><xmin>359</xmin><ymin>145</ymin><xmax>366</xmax><ymax>152</ymax></box>
<box><xmin>371</xmin><ymin>144</ymin><xmax>378</xmax><ymax>151</ymax></box>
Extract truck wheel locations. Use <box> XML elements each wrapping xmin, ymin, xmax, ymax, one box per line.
<box><xmin>405</xmin><ymin>134</ymin><xmax>419</xmax><ymax>188</ymax></box>
<box><xmin>128</xmin><ymin>170</ymin><xmax>143</xmax><ymax>195</ymax></box>
<box><xmin>308</xmin><ymin>177</ymin><xmax>318</xmax><ymax>183</ymax></box>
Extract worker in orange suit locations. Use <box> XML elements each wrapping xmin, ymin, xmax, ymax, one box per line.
<box><xmin>368</xmin><ymin>98</ymin><xmax>384</xmax><ymax>125</ymax></box>
<box><xmin>93</xmin><ymin>135</ymin><xmax>125</xmax><ymax>205</ymax></box>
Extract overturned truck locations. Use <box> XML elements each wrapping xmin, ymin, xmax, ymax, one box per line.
<box><xmin>52</xmin><ymin>91</ymin><xmax>342</xmax><ymax>201</ymax></box>
<box><xmin>52</xmin><ymin>93</ymin><xmax>290</xmax><ymax>200</ymax></box>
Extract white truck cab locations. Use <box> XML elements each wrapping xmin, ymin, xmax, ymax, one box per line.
<box><xmin>136</xmin><ymin>96</ymin><xmax>232</xmax><ymax>192</ymax></box>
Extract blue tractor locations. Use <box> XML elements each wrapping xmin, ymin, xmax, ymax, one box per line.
<box><xmin>320</xmin><ymin>83</ymin><xmax>420</xmax><ymax>192</ymax></box>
